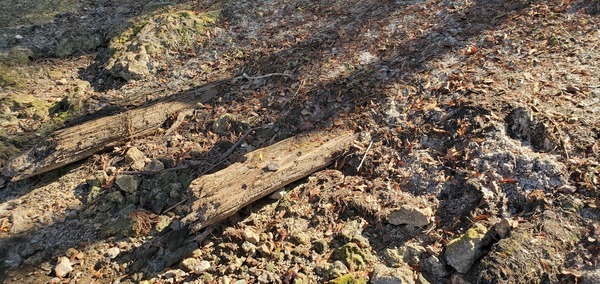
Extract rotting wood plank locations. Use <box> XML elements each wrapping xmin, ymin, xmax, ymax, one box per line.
<box><xmin>182</xmin><ymin>130</ymin><xmax>354</xmax><ymax>232</ymax></box>
<box><xmin>2</xmin><ymin>84</ymin><xmax>218</xmax><ymax>181</ymax></box>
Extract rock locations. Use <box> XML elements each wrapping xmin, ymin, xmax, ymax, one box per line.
<box><xmin>86</xmin><ymin>170</ymin><xmax>109</xmax><ymax>187</ymax></box>
<box><xmin>444</xmin><ymin>223</ymin><xmax>488</xmax><ymax>273</ymax></box>
<box><xmin>163</xmin><ymin>268</ymin><xmax>187</xmax><ymax>280</ymax></box>
<box><xmin>212</xmin><ymin>113</ymin><xmax>249</xmax><ymax>134</ymax></box>
<box><xmin>327</xmin><ymin>261</ymin><xmax>349</xmax><ymax>279</ymax></box>
<box><xmin>115</xmin><ymin>174</ymin><xmax>141</xmax><ymax>193</ymax></box>
<box><xmin>338</xmin><ymin>219</ymin><xmax>370</xmax><ymax>247</ymax></box>
<box><xmin>106</xmin><ymin>191</ymin><xmax>125</xmax><ymax>204</ymax></box>
<box><xmin>493</xmin><ymin>218</ymin><xmax>512</xmax><ymax>238</ymax></box>
<box><xmin>106</xmin><ymin>247</ymin><xmax>120</xmax><ymax>259</ymax></box>
<box><xmin>332</xmin><ymin>243</ymin><xmax>371</xmax><ymax>270</ymax></box>
<box><xmin>269</xmin><ymin>188</ymin><xmax>286</xmax><ymax>200</ymax></box>
<box><xmin>181</xmin><ymin>258</ymin><xmax>211</xmax><ymax>274</ymax></box>
<box><xmin>10</xmin><ymin>210</ymin><xmax>33</xmax><ymax>234</ymax></box>
<box><xmin>242</xmin><ymin>241</ymin><xmax>257</xmax><ymax>255</ymax></box>
<box><xmin>290</xmin><ymin>232</ymin><xmax>311</xmax><ymax>245</ymax></box>
<box><xmin>243</xmin><ymin>228</ymin><xmax>261</xmax><ymax>244</ymax></box>
<box><xmin>370</xmin><ymin>264</ymin><xmax>415</xmax><ymax>284</ymax></box>
<box><xmin>107</xmin><ymin>46</ymin><xmax>153</xmax><ymax>81</ymax></box>
<box><xmin>384</xmin><ymin>243</ymin><xmax>426</xmax><ymax>267</ymax></box>
<box><xmin>53</xmin><ymin>257</ymin><xmax>73</xmax><ymax>278</ymax></box>
<box><xmin>450</xmin><ymin>273</ymin><xmax>470</xmax><ymax>284</ymax></box>
<box><xmin>125</xmin><ymin>147</ymin><xmax>146</xmax><ymax>170</ymax></box>
<box><xmin>257</xmin><ymin>242</ymin><xmax>275</xmax><ymax>256</ymax></box>
<box><xmin>154</xmin><ymin>215</ymin><xmax>172</xmax><ymax>232</ymax></box>
<box><xmin>104</xmin><ymin>9</ymin><xmax>218</xmax><ymax>80</ymax></box>
<box><xmin>87</xmin><ymin>186</ymin><xmax>102</xmax><ymax>202</ymax></box>
<box><xmin>328</xmin><ymin>273</ymin><xmax>368</xmax><ymax>284</ymax></box>
<box><xmin>65</xmin><ymin>248</ymin><xmax>79</xmax><ymax>259</ymax></box>
<box><xmin>144</xmin><ymin>159</ymin><xmax>165</xmax><ymax>172</ymax></box>
<box><xmin>387</xmin><ymin>205</ymin><xmax>432</xmax><ymax>227</ymax></box>
<box><xmin>421</xmin><ymin>255</ymin><xmax>451</xmax><ymax>277</ymax></box>
<box><xmin>53</xmin><ymin>33</ymin><xmax>104</xmax><ymax>57</ymax></box>
<box><xmin>312</xmin><ymin>239</ymin><xmax>329</xmax><ymax>254</ymax></box>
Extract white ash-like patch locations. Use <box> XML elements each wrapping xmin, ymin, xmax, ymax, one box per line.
<box><xmin>469</xmin><ymin>122</ymin><xmax>569</xmax><ymax>192</ymax></box>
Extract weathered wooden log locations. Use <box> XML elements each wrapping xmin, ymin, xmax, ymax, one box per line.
<box><xmin>182</xmin><ymin>131</ymin><xmax>354</xmax><ymax>232</ymax></box>
<box><xmin>2</xmin><ymin>84</ymin><xmax>218</xmax><ymax>181</ymax></box>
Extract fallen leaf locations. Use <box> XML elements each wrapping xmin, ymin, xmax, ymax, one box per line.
<box><xmin>464</xmin><ymin>46</ymin><xmax>478</xmax><ymax>55</ymax></box>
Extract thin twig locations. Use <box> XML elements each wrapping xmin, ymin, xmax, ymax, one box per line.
<box><xmin>242</xmin><ymin>73</ymin><xmax>292</xmax><ymax>80</ymax></box>
<box><xmin>356</xmin><ymin>140</ymin><xmax>373</xmax><ymax>172</ymax></box>
<box><xmin>163</xmin><ymin>197</ymin><xmax>189</xmax><ymax>213</ymax></box>
<box><xmin>219</xmin><ymin>128</ymin><xmax>253</xmax><ymax>162</ymax></box>
<box><xmin>164</xmin><ymin>109</ymin><xmax>194</xmax><ymax>137</ymax></box>
<box><xmin>232</xmin><ymin>72</ymin><xmax>292</xmax><ymax>82</ymax></box>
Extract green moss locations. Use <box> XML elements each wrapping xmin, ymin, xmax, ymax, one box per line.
<box><xmin>327</xmin><ymin>274</ymin><xmax>368</xmax><ymax>284</ymax></box>
<box><xmin>446</xmin><ymin>222</ymin><xmax>487</xmax><ymax>248</ymax></box>
<box><xmin>332</xmin><ymin>243</ymin><xmax>371</xmax><ymax>271</ymax></box>
<box><xmin>0</xmin><ymin>64</ymin><xmax>25</xmax><ymax>88</ymax></box>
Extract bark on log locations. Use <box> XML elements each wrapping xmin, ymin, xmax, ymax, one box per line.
<box><xmin>2</xmin><ymin>84</ymin><xmax>218</xmax><ymax>181</ymax></box>
<box><xmin>182</xmin><ymin>131</ymin><xmax>354</xmax><ymax>232</ymax></box>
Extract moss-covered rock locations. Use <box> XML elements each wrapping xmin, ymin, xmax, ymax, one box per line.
<box><xmin>2</xmin><ymin>94</ymin><xmax>51</xmax><ymax>120</ymax></box>
<box><xmin>332</xmin><ymin>243</ymin><xmax>372</xmax><ymax>271</ymax></box>
<box><xmin>444</xmin><ymin>223</ymin><xmax>488</xmax><ymax>273</ymax></box>
<box><xmin>327</xmin><ymin>273</ymin><xmax>368</xmax><ymax>284</ymax></box>
<box><xmin>105</xmin><ymin>7</ymin><xmax>219</xmax><ymax>80</ymax></box>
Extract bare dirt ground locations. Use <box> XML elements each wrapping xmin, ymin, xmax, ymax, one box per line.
<box><xmin>0</xmin><ymin>0</ymin><xmax>598</xmax><ymax>283</ymax></box>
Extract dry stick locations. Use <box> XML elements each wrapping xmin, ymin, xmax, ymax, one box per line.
<box><xmin>218</xmin><ymin>128</ymin><xmax>254</xmax><ymax>162</ymax></box>
<box><xmin>163</xmin><ymin>197</ymin><xmax>189</xmax><ymax>213</ymax></box>
<box><xmin>164</xmin><ymin>109</ymin><xmax>195</xmax><ymax>137</ymax></box>
<box><xmin>241</xmin><ymin>73</ymin><xmax>292</xmax><ymax>80</ymax></box>
<box><xmin>356</xmin><ymin>140</ymin><xmax>373</xmax><ymax>172</ymax></box>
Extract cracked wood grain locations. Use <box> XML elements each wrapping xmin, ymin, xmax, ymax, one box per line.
<box><xmin>182</xmin><ymin>130</ymin><xmax>354</xmax><ymax>232</ymax></box>
<box><xmin>2</xmin><ymin>84</ymin><xmax>218</xmax><ymax>181</ymax></box>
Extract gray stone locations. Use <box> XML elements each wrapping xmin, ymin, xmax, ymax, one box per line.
<box><xmin>115</xmin><ymin>175</ymin><xmax>141</xmax><ymax>193</ymax></box>
<box><xmin>493</xmin><ymin>218</ymin><xmax>512</xmax><ymax>239</ymax></box>
<box><xmin>327</xmin><ymin>261</ymin><xmax>349</xmax><ymax>279</ymax></box>
<box><xmin>10</xmin><ymin>210</ymin><xmax>33</xmax><ymax>234</ymax></box>
<box><xmin>312</xmin><ymin>239</ymin><xmax>329</xmax><ymax>254</ymax></box>
<box><xmin>370</xmin><ymin>263</ymin><xmax>415</xmax><ymax>284</ymax></box>
<box><xmin>243</xmin><ymin>228</ymin><xmax>261</xmax><ymax>244</ymax></box>
<box><xmin>107</xmin><ymin>46</ymin><xmax>153</xmax><ymax>81</ymax></box>
<box><xmin>421</xmin><ymin>255</ymin><xmax>451</xmax><ymax>277</ymax></box>
<box><xmin>290</xmin><ymin>232</ymin><xmax>311</xmax><ymax>245</ymax></box>
<box><xmin>106</xmin><ymin>247</ymin><xmax>120</xmax><ymax>259</ymax></box>
<box><xmin>106</xmin><ymin>191</ymin><xmax>125</xmax><ymax>204</ymax></box>
<box><xmin>144</xmin><ymin>159</ymin><xmax>165</xmax><ymax>172</ymax></box>
<box><xmin>181</xmin><ymin>258</ymin><xmax>210</xmax><ymax>274</ymax></box>
<box><xmin>53</xmin><ymin>257</ymin><xmax>73</xmax><ymax>278</ymax></box>
<box><xmin>387</xmin><ymin>205</ymin><xmax>432</xmax><ymax>227</ymax></box>
<box><xmin>211</xmin><ymin>113</ymin><xmax>249</xmax><ymax>134</ymax></box>
<box><xmin>444</xmin><ymin>223</ymin><xmax>488</xmax><ymax>273</ymax></box>
<box><xmin>154</xmin><ymin>215</ymin><xmax>172</xmax><ymax>232</ymax></box>
<box><xmin>125</xmin><ymin>147</ymin><xmax>146</xmax><ymax>170</ymax></box>
<box><xmin>86</xmin><ymin>170</ymin><xmax>108</xmax><ymax>187</ymax></box>
<box><xmin>269</xmin><ymin>188</ymin><xmax>286</xmax><ymax>200</ymax></box>
<box><xmin>384</xmin><ymin>243</ymin><xmax>426</xmax><ymax>267</ymax></box>
<box><xmin>163</xmin><ymin>268</ymin><xmax>187</xmax><ymax>279</ymax></box>
<box><xmin>338</xmin><ymin>219</ymin><xmax>370</xmax><ymax>247</ymax></box>
<box><xmin>242</xmin><ymin>241</ymin><xmax>257</xmax><ymax>255</ymax></box>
